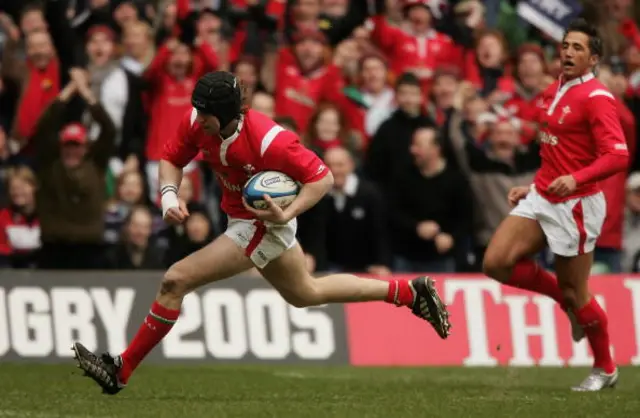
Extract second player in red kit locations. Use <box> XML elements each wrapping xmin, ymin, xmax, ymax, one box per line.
<box><xmin>483</xmin><ymin>19</ymin><xmax>628</xmax><ymax>391</ymax></box>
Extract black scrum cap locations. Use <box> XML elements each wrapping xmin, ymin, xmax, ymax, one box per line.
<box><xmin>191</xmin><ymin>71</ymin><xmax>243</xmax><ymax>128</ymax></box>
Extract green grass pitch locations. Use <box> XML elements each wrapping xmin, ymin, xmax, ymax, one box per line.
<box><xmin>0</xmin><ymin>364</ymin><xmax>638</xmax><ymax>417</ymax></box>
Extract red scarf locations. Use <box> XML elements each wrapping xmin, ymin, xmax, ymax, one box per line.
<box><xmin>16</xmin><ymin>59</ymin><xmax>60</xmax><ymax>142</ymax></box>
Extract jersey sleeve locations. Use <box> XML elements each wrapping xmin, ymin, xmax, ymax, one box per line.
<box><xmin>587</xmin><ymin>90</ymin><xmax>629</xmax><ymax>157</ymax></box>
<box><xmin>571</xmin><ymin>90</ymin><xmax>630</xmax><ymax>186</ymax></box>
<box><xmin>162</xmin><ymin>110</ymin><xmax>200</xmax><ymax>168</ymax></box>
<box><xmin>261</xmin><ymin>128</ymin><xmax>329</xmax><ymax>184</ymax></box>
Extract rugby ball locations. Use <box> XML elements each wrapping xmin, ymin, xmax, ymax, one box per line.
<box><xmin>243</xmin><ymin>171</ymin><xmax>300</xmax><ymax>210</ymax></box>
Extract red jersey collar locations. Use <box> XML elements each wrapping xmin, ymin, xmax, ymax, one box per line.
<box><xmin>221</xmin><ymin>115</ymin><xmax>244</xmax><ymax>142</ymax></box>
<box><xmin>559</xmin><ymin>71</ymin><xmax>595</xmax><ymax>88</ymax></box>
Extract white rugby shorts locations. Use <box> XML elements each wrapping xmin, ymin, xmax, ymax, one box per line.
<box><xmin>224</xmin><ymin>217</ymin><xmax>298</xmax><ymax>268</ymax></box>
<box><xmin>510</xmin><ymin>186</ymin><xmax>606</xmax><ymax>257</ymax></box>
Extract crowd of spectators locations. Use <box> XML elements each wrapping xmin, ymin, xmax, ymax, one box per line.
<box><xmin>0</xmin><ymin>0</ymin><xmax>639</xmax><ymax>275</ymax></box>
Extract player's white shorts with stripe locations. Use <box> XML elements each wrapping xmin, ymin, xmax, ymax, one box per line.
<box><xmin>225</xmin><ymin>217</ymin><xmax>298</xmax><ymax>268</ymax></box>
<box><xmin>510</xmin><ymin>186</ymin><xmax>606</xmax><ymax>257</ymax></box>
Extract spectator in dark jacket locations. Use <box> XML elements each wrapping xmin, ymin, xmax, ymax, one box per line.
<box><xmin>323</xmin><ymin>146</ymin><xmax>391</xmax><ymax>274</ymax></box>
<box><xmin>447</xmin><ymin>104</ymin><xmax>539</xmax><ymax>269</ymax></box>
<box><xmin>33</xmin><ymin>69</ymin><xmax>116</xmax><ymax>269</ymax></box>
<box><xmin>390</xmin><ymin>126</ymin><xmax>472</xmax><ymax>273</ymax></box>
<box><xmin>365</xmin><ymin>72</ymin><xmax>436</xmax><ymax>195</ymax></box>
<box><xmin>106</xmin><ymin>204</ymin><xmax>165</xmax><ymax>270</ymax></box>
<box><xmin>163</xmin><ymin>203</ymin><xmax>216</xmax><ymax>267</ymax></box>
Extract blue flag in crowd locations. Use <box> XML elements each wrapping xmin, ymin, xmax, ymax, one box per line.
<box><xmin>517</xmin><ymin>0</ymin><xmax>583</xmax><ymax>42</ymax></box>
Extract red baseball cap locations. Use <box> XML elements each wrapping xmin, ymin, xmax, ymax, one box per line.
<box><xmin>60</xmin><ymin>123</ymin><xmax>88</xmax><ymax>145</ymax></box>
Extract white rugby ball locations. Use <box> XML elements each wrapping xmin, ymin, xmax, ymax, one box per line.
<box><xmin>243</xmin><ymin>171</ymin><xmax>300</xmax><ymax>210</ymax></box>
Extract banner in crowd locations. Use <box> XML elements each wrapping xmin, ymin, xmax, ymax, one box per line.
<box><xmin>517</xmin><ymin>0</ymin><xmax>583</xmax><ymax>41</ymax></box>
<box><xmin>0</xmin><ymin>272</ymin><xmax>639</xmax><ymax>366</ymax></box>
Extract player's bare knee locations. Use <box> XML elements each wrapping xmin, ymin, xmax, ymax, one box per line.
<box><xmin>482</xmin><ymin>251</ymin><xmax>514</xmax><ymax>283</ymax></box>
<box><xmin>159</xmin><ymin>266</ymin><xmax>193</xmax><ymax>300</ymax></box>
<box><xmin>282</xmin><ymin>282</ymin><xmax>322</xmax><ymax>308</ymax></box>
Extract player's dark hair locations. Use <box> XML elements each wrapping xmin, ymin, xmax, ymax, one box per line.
<box><xmin>564</xmin><ymin>18</ymin><xmax>603</xmax><ymax>58</ymax></box>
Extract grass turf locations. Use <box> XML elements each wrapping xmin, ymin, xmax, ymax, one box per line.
<box><xmin>0</xmin><ymin>364</ymin><xmax>638</xmax><ymax>418</ymax></box>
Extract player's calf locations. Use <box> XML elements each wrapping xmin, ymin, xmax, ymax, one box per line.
<box><xmin>559</xmin><ymin>286</ymin><xmax>580</xmax><ymax>312</ymax></box>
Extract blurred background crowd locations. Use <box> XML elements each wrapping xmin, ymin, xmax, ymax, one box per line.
<box><xmin>0</xmin><ymin>0</ymin><xmax>639</xmax><ymax>275</ymax></box>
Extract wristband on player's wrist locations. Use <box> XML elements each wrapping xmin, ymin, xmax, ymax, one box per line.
<box><xmin>160</xmin><ymin>184</ymin><xmax>179</xmax><ymax>217</ymax></box>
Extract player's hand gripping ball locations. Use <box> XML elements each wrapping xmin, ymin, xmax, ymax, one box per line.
<box><xmin>243</xmin><ymin>171</ymin><xmax>300</xmax><ymax>210</ymax></box>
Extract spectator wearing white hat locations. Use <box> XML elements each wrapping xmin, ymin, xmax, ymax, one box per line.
<box><xmin>623</xmin><ymin>172</ymin><xmax>640</xmax><ymax>273</ymax></box>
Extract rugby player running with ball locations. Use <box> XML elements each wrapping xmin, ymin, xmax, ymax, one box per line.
<box><xmin>72</xmin><ymin>71</ymin><xmax>451</xmax><ymax>394</ymax></box>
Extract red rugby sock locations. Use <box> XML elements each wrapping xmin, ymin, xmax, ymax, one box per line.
<box><xmin>575</xmin><ymin>298</ymin><xmax>616</xmax><ymax>374</ymax></box>
<box><xmin>119</xmin><ymin>301</ymin><xmax>180</xmax><ymax>383</ymax></box>
<box><xmin>386</xmin><ymin>279</ymin><xmax>415</xmax><ymax>306</ymax></box>
<box><xmin>508</xmin><ymin>259</ymin><xmax>564</xmax><ymax>305</ymax></box>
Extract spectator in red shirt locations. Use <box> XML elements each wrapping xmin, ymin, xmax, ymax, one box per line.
<box><xmin>274</xmin><ymin>29</ymin><xmax>344</xmax><ymax>132</ymax></box>
<box><xmin>1</xmin><ymin>1</ymin><xmax>77</xmax><ymax>156</ymax></box>
<box><xmin>0</xmin><ymin>166</ymin><xmax>40</xmax><ymax>268</ymax></box>
<box><xmin>143</xmin><ymin>36</ymin><xmax>218</xmax><ymax>199</ymax></box>
<box><xmin>3</xmin><ymin>29</ymin><xmax>59</xmax><ymax>148</ymax></box>
<box><xmin>368</xmin><ymin>0</ymin><xmax>461</xmax><ymax>95</ymax></box>
<box><xmin>463</xmin><ymin>29</ymin><xmax>515</xmax><ymax>104</ymax></box>
<box><xmin>503</xmin><ymin>44</ymin><xmax>553</xmax><ymax>144</ymax></box>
